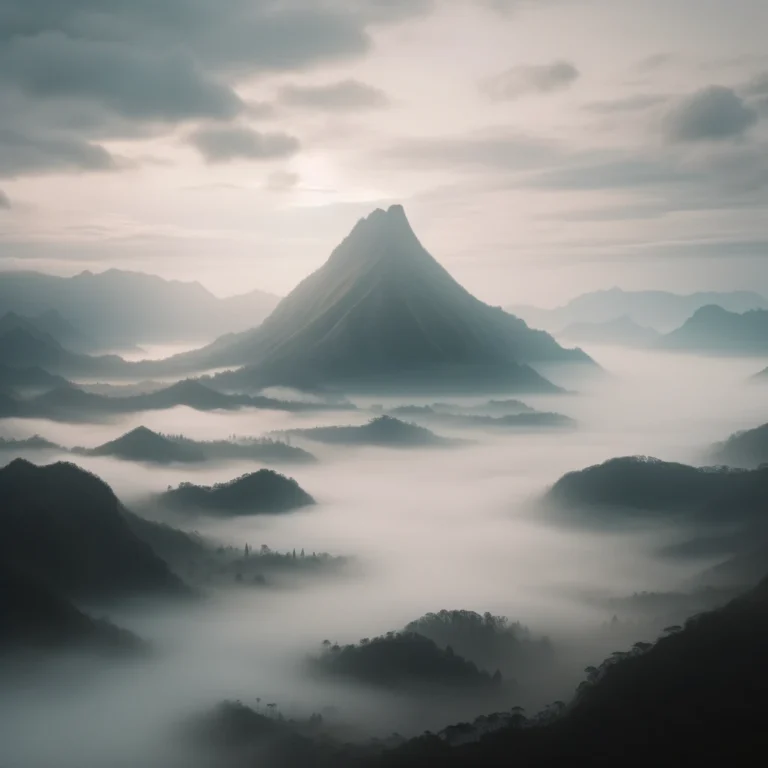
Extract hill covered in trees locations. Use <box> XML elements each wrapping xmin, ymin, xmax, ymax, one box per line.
<box><xmin>0</xmin><ymin>459</ymin><xmax>185</xmax><ymax>600</ymax></box>
<box><xmin>309</xmin><ymin>632</ymin><xmax>503</xmax><ymax>693</ymax></box>
<box><xmin>281</xmin><ymin>416</ymin><xmax>460</xmax><ymax>448</ymax></box>
<box><xmin>544</xmin><ymin>456</ymin><xmax>768</xmax><ymax>526</ymax></box>
<box><xmin>711</xmin><ymin>422</ymin><xmax>768</xmax><ymax>469</ymax></box>
<box><xmin>159</xmin><ymin>470</ymin><xmax>316</xmax><ymax>516</ymax></box>
<box><xmin>0</xmin><ymin>560</ymin><xmax>142</xmax><ymax>654</ymax></box>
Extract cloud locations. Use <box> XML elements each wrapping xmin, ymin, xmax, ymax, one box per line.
<box><xmin>0</xmin><ymin>128</ymin><xmax>115</xmax><ymax>177</ymax></box>
<box><xmin>384</xmin><ymin>131</ymin><xmax>561</xmax><ymax>171</ymax></box>
<box><xmin>278</xmin><ymin>79</ymin><xmax>390</xmax><ymax>111</ymax></box>
<box><xmin>266</xmin><ymin>171</ymin><xmax>300</xmax><ymax>192</ymax></box>
<box><xmin>190</xmin><ymin>126</ymin><xmax>300</xmax><ymax>163</ymax></box>
<box><xmin>663</xmin><ymin>86</ymin><xmax>758</xmax><ymax>143</ymax></box>
<box><xmin>0</xmin><ymin>32</ymin><xmax>243</xmax><ymax>122</ymax></box>
<box><xmin>583</xmin><ymin>94</ymin><xmax>669</xmax><ymax>114</ymax></box>
<box><xmin>481</xmin><ymin>60</ymin><xmax>579</xmax><ymax>101</ymax></box>
<box><xmin>0</xmin><ymin>189</ymin><xmax>9</xmax><ymax>209</ymax></box>
<box><xmin>0</xmin><ymin>0</ymin><xmax>428</xmax><ymax>177</ymax></box>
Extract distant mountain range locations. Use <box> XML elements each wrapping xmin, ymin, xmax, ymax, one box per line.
<box><xmin>0</xmin><ymin>310</ymin><xmax>98</xmax><ymax>354</ymax></box>
<box><xmin>558</xmin><ymin>316</ymin><xmax>660</xmax><ymax>348</ymax></box>
<box><xmin>658</xmin><ymin>306</ymin><xmax>768</xmax><ymax>355</ymax></box>
<box><xmin>0</xmin><ymin>379</ymin><xmax>356</xmax><ymax>422</ymax></box>
<box><xmin>152</xmin><ymin>205</ymin><xmax>592</xmax><ymax>394</ymax></box>
<box><xmin>510</xmin><ymin>288</ymin><xmax>768</xmax><ymax>334</ymax></box>
<box><xmin>0</xmin><ymin>269</ymin><xmax>280</xmax><ymax>351</ymax></box>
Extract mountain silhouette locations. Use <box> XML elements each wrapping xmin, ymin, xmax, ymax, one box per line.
<box><xmin>160</xmin><ymin>469</ymin><xmax>316</xmax><ymax>516</ymax></box>
<box><xmin>0</xmin><ymin>363</ymin><xmax>69</xmax><ymax>394</ymax></box>
<box><xmin>0</xmin><ymin>326</ymin><xmax>125</xmax><ymax>377</ymax></box>
<box><xmin>9</xmin><ymin>379</ymin><xmax>355</xmax><ymax>422</ymax></box>
<box><xmin>544</xmin><ymin>456</ymin><xmax>768</xmax><ymax>526</ymax></box>
<box><xmin>558</xmin><ymin>315</ymin><xmax>660</xmax><ymax>348</ymax></box>
<box><xmin>0</xmin><ymin>560</ymin><xmax>142</xmax><ymax>653</ymax></box>
<box><xmin>84</xmin><ymin>426</ymin><xmax>206</xmax><ymax>464</ymax></box>
<box><xmin>79</xmin><ymin>426</ymin><xmax>315</xmax><ymax>466</ymax></box>
<box><xmin>659</xmin><ymin>305</ymin><xmax>768</xmax><ymax>355</ymax></box>
<box><xmin>0</xmin><ymin>459</ymin><xmax>184</xmax><ymax>599</ymax></box>
<box><xmin>510</xmin><ymin>288</ymin><xmax>768</xmax><ymax>333</ymax></box>
<box><xmin>0</xmin><ymin>269</ymin><xmax>280</xmax><ymax>350</ymax></box>
<box><xmin>711</xmin><ymin>422</ymin><xmax>768</xmax><ymax>469</ymax></box>
<box><xmin>281</xmin><ymin>415</ymin><xmax>459</xmax><ymax>447</ymax></box>
<box><xmin>161</xmin><ymin>205</ymin><xmax>591</xmax><ymax>393</ymax></box>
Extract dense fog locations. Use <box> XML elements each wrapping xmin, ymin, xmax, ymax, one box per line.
<box><xmin>2</xmin><ymin>344</ymin><xmax>765</xmax><ymax>767</ymax></box>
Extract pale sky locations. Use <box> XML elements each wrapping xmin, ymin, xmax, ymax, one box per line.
<box><xmin>1</xmin><ymin>0</ymin><xmax>767</xmax><ymax>306</ymax></box>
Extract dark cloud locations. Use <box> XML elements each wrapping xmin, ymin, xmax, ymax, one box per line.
<box><xmin>0</xmin><ymin>189</ymin><xmax>10</xmax><ymax>209</ymax></box>
<box><xmin>0</xmin><ymin>127</ymin><xmax>115</xmax><ymax>177</ymax></box>
<box><xmin>481</xmin><ymin>60</ymin><xmax>580</xmax><ymax>100</ymax></box>
<box><xmin>190</xmin><ymin>126</ymin><xmax>300</xmax><ymax>163</ymax></box>
<box><xmin>278</xmin><ymin>79</ymin><xmax>389</xmax><ymax>111</ymax></box>
<box><xmin>663</xmin><ymin>86</ymin><xmax>759</xmax><ymax>142</ymax></box>
<box><xmin>0</xmin><ymin>0</ymin><xmax>429</xmax><ymax>177</ymax></box>
<box><xmin>0</xmin><ymin>32</ymin><xmax>243</xmax><ymax>121</ymax></box>
<box><xmin>583</xmin><ymin>94</ymin><xmax>668</xmax><ymax>114</ymax></box>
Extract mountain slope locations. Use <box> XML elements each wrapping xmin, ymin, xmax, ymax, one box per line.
<box><xmin>712</xmin><ymin>422</ymin><xmax>768</xmax><ymax>469</ymax></box>
<box><xmin>0</xmin><ymin>459</ymin><xmax>184</xmax><ymax>599</ymax></box>
<box><xmin>0</xmin><ymin>269</ymin><xmax>280</xmax><ymax>349</ymax></box>
<box><xmin>159</xmin><ymin>206</ymin><xmax>591</xmax><ymax>393</ymax></box>
<box><xmin>558</xmin><ymin>316</ymin><xmax>660</xmax><ymax>347</ymax></box>
<box><xmin>659</xmin><ymin>305</ymin><xmax>768</xmax><ymax>355</ymax></box>
<box><xmin>84</xmin><ymin>426</ymin><xmax>206</xmax><ymax>464</ymax></box>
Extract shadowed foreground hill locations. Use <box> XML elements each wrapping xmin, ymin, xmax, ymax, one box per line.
<box><xmin>156</xmin><ymin>205</ymin><xmax>590</xmax><ymax>393</ymax></box>
<box><xmin>363</xmin><ymin>575</ymin><xmax>768</xmax><ymax>767</ymax></box>
<box><xmin>711</xmin><ymin>422</ymin><xmax>768</xmax><ymax>469</ymax></box>
<box><xmin>160</xmin><ymin>470</ymin><xmax>315</xmax><ymax>516</ymax></box>
<box><xmin>0</xmin><ymin>459</ymin><xmax>185</xmax><ymax>599</ymax></box>
<box><xmin>193</xmin><ymin>579</ymin><xmax>768</xmax><ymax>767</ymax></box>
<box><xmin>281</xmin><ymin>416</ymin><xmax>459</xmax><ymax>448</ymax></box>
<box><xmin>544</xmin><ymin>456</ymin><xmax>768</xmax><ymax>524</ymax></box>
<box><xmin>0</xmin><ymin>561</ymin><xmax>141</xmax><ymax>654</ymax></box>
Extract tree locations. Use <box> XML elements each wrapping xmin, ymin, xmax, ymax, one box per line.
<box><xmin>300</xmin><ymin>548</ymin><xmax>305</xmax><ymax>558</ymax></box>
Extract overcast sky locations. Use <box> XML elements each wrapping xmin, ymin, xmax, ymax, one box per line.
<box><xmin>0</xmin><ymin>0</ymin><xmax>767</xmax><ymax>306</ymax></box>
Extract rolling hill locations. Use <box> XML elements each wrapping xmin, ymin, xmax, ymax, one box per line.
<box><xmin>160</xmin><ymin>470</ymin><xmax>316</xmax><ymax>516</ymax></box>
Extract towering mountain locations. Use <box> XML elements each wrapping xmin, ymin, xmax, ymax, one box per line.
<box><xmin>509</xmin><ymin>288</ymin><xmax>768</xmax><ymax>334</ymax></box>
<box><xmin>0</xmin><ymin>269</ymin><xmax>280</xmax><ymax>350</ymax></box>
<box><xmin>170</xmin><ymin>206</ymin><xmax>591</xmax><ymax>393</ymax></box>
<box><xmin>659</xmin><ymin>305</ymin><xmax>768</xmax><ymax>355</ymax></box>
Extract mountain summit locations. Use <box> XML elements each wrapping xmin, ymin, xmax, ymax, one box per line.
<box><xmin>169</xmin><ymin>205</ymin><xmax>593</xmax><ymax>393</ymax></box>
